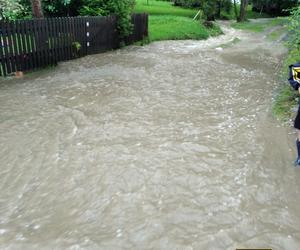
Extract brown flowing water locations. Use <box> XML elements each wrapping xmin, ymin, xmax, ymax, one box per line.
<box><xmin>1</xmin><ymin>20</ymin><xmax>300</xmax><ymax>250</ymax></box>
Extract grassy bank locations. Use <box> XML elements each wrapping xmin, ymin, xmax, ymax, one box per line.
<box><xmin>273</xmin><ymin>49</ymin><xmax>300</xmax><ymax>121</ymax></box>
<box><xmin>149</xmin><ymin>15</ymin><xmax>222</xmax><ymax>41</ymax></box>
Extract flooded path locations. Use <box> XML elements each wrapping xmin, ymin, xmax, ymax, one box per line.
<box><xmin>1</xmin><ymin>20</ymin><xmax>300</xmax><ymax>249</ymax></box>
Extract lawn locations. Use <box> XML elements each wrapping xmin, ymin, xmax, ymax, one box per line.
<box><xmin>135</xmin><ymin>0</ymin><xmax>223</xmax><ymax>42</ymax></box>
<box><xmin>149</xmin><ymin>15</ymin><xmax>222</xmax><ymax>41</ymax></box>
<box><xmin>135</xmin><ymin>0</ymin><xmax>271</xmax><ymax>42</ymax></box>
<box><xmin>134</xmin><ymin>0</ymin><xmax>197</xmax><ymax>18</ymax></box>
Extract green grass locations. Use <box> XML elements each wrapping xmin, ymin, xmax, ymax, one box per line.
<box><xmin>231</xmin><ymin>17</ymin><xmax>288</xmax><ymax>32</ymax></box>
<box><xmin>135</xmin><ymin>0</ymin><xmax>222</xmax><ymax>42</ymax></box>
<box><xmin>267</xmin><ymin>27</ymin><xmax>286</xmax><ymax>41</ymax></box>
<box><xmin>273</xmin><ymin>48</ymin><xmax>300</xmax><ymax>121</ymax></box>
<box><xmin>134</xmin><ymin>0</ymin><xmax>197</xmax><ymax>18</ymax></box>
<box><xmin>149</xmin><ymin>15</ymin><xmax>222</xmax><ymax>41</ymax></box>
<box><xmin>135</xmin><ymin>1</ymin><xmax>270</xmax><ymax>20</ymax></box>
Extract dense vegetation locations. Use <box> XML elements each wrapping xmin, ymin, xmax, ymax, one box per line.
<box><xmin>174</xmin><ymin>0</ymin><xmax>232</xmax><ymax>20</ymax></box>
<box><xmin>0</xmin><ymin>0</ymin><xmax>23</xmax><ymax>20</ymax></box>
<box><xmin>273</xmin><ymin>5</ymin><xmax>300</xmax><ymax>120</ymax></box>
<box><xmin>79</xmin><ymin>0</ymin><xmax>135</xmax><ymax>39</ymax></box>
<box><xmin>252</xmin><ymin>0</ymin><xmax>299</xmax><ymax>16</ymax></box>
<box><xmin>7</xmin><ymin>0</ymin><xmax>135</xmax><ymax>40</ymax></box>
<box><xmin>172</xmin><ymin>0</ymin><xmax>298</xmax><ymax>21</ymax></box>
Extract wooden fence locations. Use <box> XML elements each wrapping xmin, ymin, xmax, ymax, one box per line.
<box><xmin>0</xmin><ymin>14</ymin><xmax>148</xmax><ymax>77</ymax></box>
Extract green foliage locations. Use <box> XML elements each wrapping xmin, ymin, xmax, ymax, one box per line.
<box><xmin>172</xmin><ymin>0</ymin><xmax>232</xmax><ymax>20</ymax></box>
<box><xmin>252</xmin><ymin>0</ymin><xmax>299</xmax><ymax>16</ymax></box>
<box><xmin>273</xmin><ymin>49</ymin><xmax>300</xmax><ymax>120</ymax></box>
<box><xmin>72</xmin><ymin>41</ymin><xmax>81</xmax><ymax>51</ymax></box>
<box><xmin>0</xmin><ymin>0</ymin><xmax>23</xmax><ymax>20</ymax></box>
<box><xmin>79</xmin><ymin>0</ymin><xmax>135</xmax><ymax>39</ymax></box>
<box><xmin>18</xmin><ymin>0</ymin><xmax>84</xmax><ymax>18</ymax></box>
<box><xmin>18</xmin><ymin>0</ymin><xmax>135</xmax><ymax>40</ymax></box>
<box><xmin>220</xmin><ymin>4</ymin><xmax>270</xmax><ymax>20</ymax></box>
<box><xmin>202</xmin><ymin>0</ymin><xmax>217</xmax><ymax>20</ymax></box>
<box><xmin>273</xmin><ymin>84</ymin><xmax>298</xmax><ymax>121</ymax></box>
<box><xmin>273</xmin><ymin>8</ymin><xmax>300</xmax><ymax>121</ymax></box>
<box><xmin>173</xmin><ymin>0</ymin><xmax>201</xmax><ymax>8</ymax></box>
<box><xmin>288</xmin><ymin>6</ymin><xmax>300</xmax><ymax>50</ymax></box>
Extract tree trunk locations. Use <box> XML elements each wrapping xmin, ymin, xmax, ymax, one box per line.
<box><xmin>216</xmin><ymin>1</ymin><xmax>221</xmax><ymax>19</ymax></box>
<box><xmin>233</xmin><ymin>0</ymin><xmax>238</xmax><ymax>22</ymax></box>
<box><xmin>239</xmin><ymin>0</ymin><xmax>248</xmax><ymax>22</ymax></box>
<box><xmin>31</xmin><ymin>0</ymin><xmax>44</xmax><ymax>18</ymax></box>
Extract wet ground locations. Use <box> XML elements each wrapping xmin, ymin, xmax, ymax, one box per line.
<box><xmin>1</xmin><ymin>20</ymin><xmax>300</xmax><ymax>250</ymax></box>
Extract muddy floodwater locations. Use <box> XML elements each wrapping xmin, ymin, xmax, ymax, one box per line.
<box><xmin>1</xmin><ymin>21</ymin><xmax>300</xmax><ymax>250</ymax></box>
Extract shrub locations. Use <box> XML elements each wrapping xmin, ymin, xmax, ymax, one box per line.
<box><xmin>288</xmin><ymin>5</ymin><xmax>300</xmax><ymax>50</ymax></box>
<box><xmin>79</xmin><ymin>0</ymin><xmax>135</xmax><ymax>40</ymax></box>
<box><xmin>0</xmin><ymin>0</ymin><xmax>23</xmax><ymax>20</ymax></box>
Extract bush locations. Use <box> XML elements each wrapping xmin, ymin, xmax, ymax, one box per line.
<box><xmin>79</xmin><ymin>0</ymin><xmax>135</xmax><ymax>40</ymax></box>
<box><xmin>18</xmin><ymin>0</ymin><xmax>135</xmax><ymax>41</ymax></box>
<box><xmin>173</xmin><ymin>0</ymin><xmax>201</xmax><ymax>8</ymax></box>
<box><xmin>273</xmin><ymin>6</ymin><xmax>300</xmax><ymax>120</ymax></box>
<box><xmin>288</xmin><ymin>6</ymin><xmax>300</xmax><ymax>50</ymax></box>
<box><xmin>252</xmin><ymin>0</ymin><xmax>299</xmax><ymax>16</ymax></box>
<box><xmin>0</xmin><ymin>0</ymin><xmax>23</xmax><ymax>20</ymax></box>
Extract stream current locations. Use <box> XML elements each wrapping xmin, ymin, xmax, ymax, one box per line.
<box><xmin>0</xmin><ymin>21</ymin><xmax>300</xmax><ymax>249</ymax></box>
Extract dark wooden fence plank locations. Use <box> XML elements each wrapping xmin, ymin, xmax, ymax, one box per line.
<box><xmin>52</xmin><ymin>18</ymin><xmax>59</xmax><ymax>64</ymax></box>
<box><xmin>10</xmin><ymin>21</ymin><xmax>19</xmax><ymax>72</ymax></box>
<box><xmin>63</xmin><ymin>17</ymin><xmax>68</xmax><ymax>61</ymax></box>
<box><xmin>25</xmin><ymin>20</ymin><xmax>35</xmax><ymax>71</ymax></box>
<box><xmin>7</xmin><ymin>21</ymin><xmax>17</xmax><ymax>74</ymax></box>
<box><xmin>17</xmin><ymin>20</ymin><xmax>24</xmax><ymax>71</ymax></box>
<box><xmin>2</xmin><ymin>21</ymin><xmax>12</xmax><ymax>75</ymax></box>
<box><xmin>53</xmin><ymin>18</ymin><xmax>59</xmax><ymax>63</ymax></box>
<box><xmin>67</xmin><ymin>17</ymin><xmax>72</xmax><ymax>60</ymax></box>
<box><xmin>46</xmin><ymin>18</ymin><xmax>53</xmax><ymax>66</ymax></box>
<box><xmin>42</xmin><ymin>19</ymin><xmax>50</xmax><ymax>67</ymax></box>
<box><xmin>0</xmin><ymin>21</ymin><xmax>7</xmax><ymax>76</ymax></box>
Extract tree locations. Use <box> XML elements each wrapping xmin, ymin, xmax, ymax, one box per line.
<box><xmin>215</xmin><ymin>0</ymin><xmax>232</xmax><ymax>19</ymax></box>
<box><xmin>31</xmin><ymin>0</ymin><xmax>43</xmax><ymax>18</ymax></box>
<box><xmin>233</xmin><ymin>0</ymin><xmax>238</xmax><ymax>20</ymax></box>
<box><xmin>201</xmin><ymin>0</ymin><xmax>217</xmax><ymax>21</ymax></box>
<box><xmin>238</xmin><ymin>0</ymin><xmax>249</xmax><ymax>22</ymax></box>
<box><xmin>252</xmin><ymin>0</ymin><xmax>299</xmax><ymax>16</ymax></box>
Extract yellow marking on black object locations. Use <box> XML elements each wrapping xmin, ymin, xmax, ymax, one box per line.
<box><xmin>292</xmin><ymin>67</ymin><xmax>300</xmax><ymax>83</ymax></box>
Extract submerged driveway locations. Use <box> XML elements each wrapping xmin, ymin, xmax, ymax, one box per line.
<box><xmin>1</xmin><ymin>21</ymin><xmax>300</xmax><ymax>249</ymax></box>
